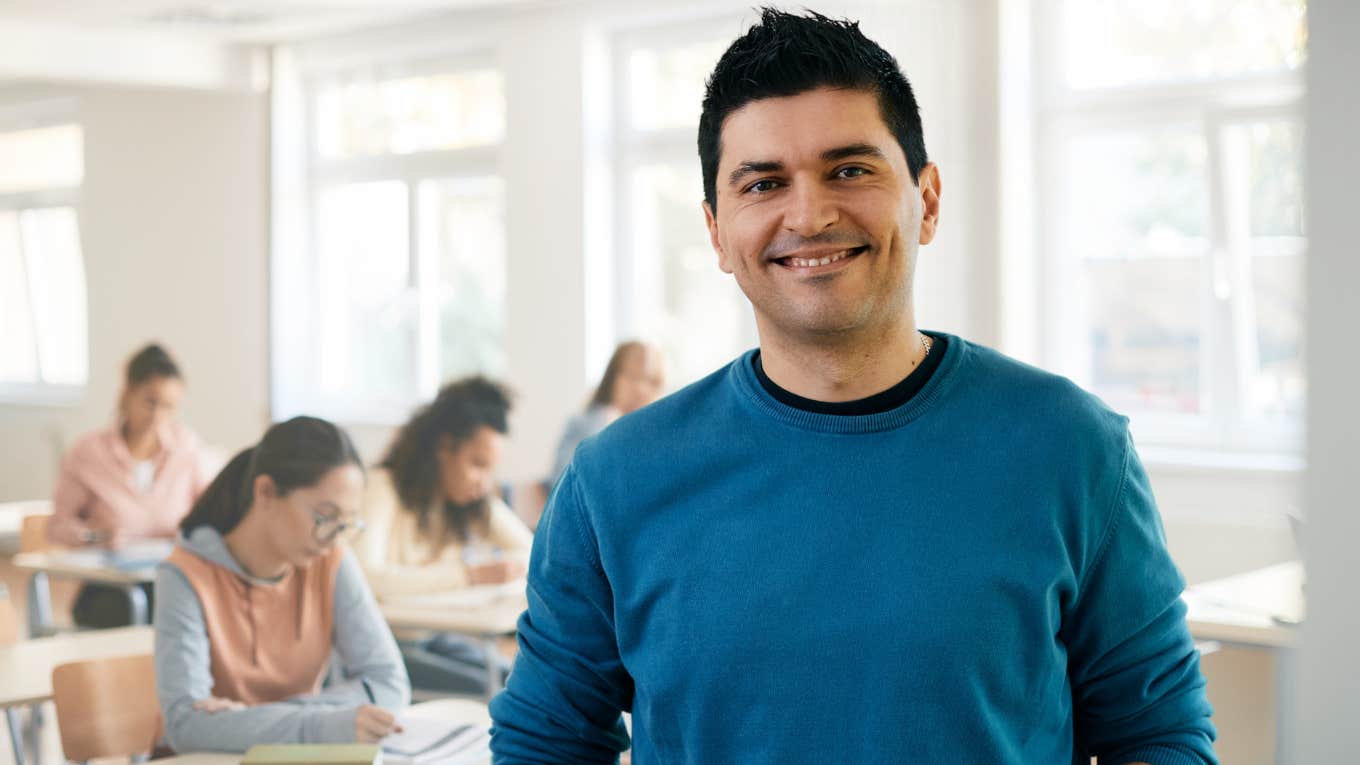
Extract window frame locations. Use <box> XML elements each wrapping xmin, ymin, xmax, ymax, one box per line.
<box><xmin>607</xmin><ymin>16</ymin><xmax>760</xmax><ymax>387</ymax></box>
<box><xmin>1031</xmin><ymin>0</ymin><xmax>1307</xmax><ymax>457</ymax></box>
<box><xmin>278</xmin><ymin>52</ymin><xmax>506</xmax><ymax>424</ymax></box>
<box><xmin>0</xmin><ymin>101</ymin><xmax>86</xmax><ymax>407</ymax></box>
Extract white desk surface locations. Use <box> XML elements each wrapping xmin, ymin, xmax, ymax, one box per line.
<box><xmin>0</xmin><ymin>625</ymin><xmax>154</xmax><ymax>707</ymax></box>
<box><xmin>12</xmin><ymin>550</ymin><xmax>159</xmax><ymax>585</ymax></box>
<box><xmin>148</xmin><ymin>698</ymin><xmax>492</xmax><ymax>765</ymax></box>
<box><xmin>1183</xmin><ymin>561</ymin><xmax>1304</xmax><ymax>649</ymax></box>
<box><xmin>380</xmin><ymin>585</ymin><xmax>526</xmax><ymax>637</ymax></box>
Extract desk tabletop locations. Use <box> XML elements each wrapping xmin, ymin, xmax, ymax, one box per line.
<box><xmin>150</xmin><ymin>755</ymin><xmax>240</xmax><ymax>765</ymax></box>
<box><xmin>380</xmin><ymin>586</ymin><xmax>526</xmax><ymax>637</ymax></box>
<box><xmin>13</xmin><ymin>550</ymin><xmax>160</xmax><ymax>584</ymax></box>
<box><xmin>1183</xmin><ymin>561</ymin><xmax>1304</xmax><ymax>649</ymax></box>
<box><xmin>0</xmin><ymin>625</ymin><xmax>154</xmax><ymax>707</ymax></box>
<box><xmin>147</xmin><ymin>698</ymin><xmax>491</xmax><ymax>765</ymax></box>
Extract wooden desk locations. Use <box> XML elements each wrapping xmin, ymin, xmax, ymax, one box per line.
<box><xmin>0</xmin><ymin>626</ymin><xmax>154</xmax><ymax>765</ymax></box>
<box><xmin>1183</xmin><ymin>561</ymin><xmax>1303</xmax><ymax>648</ymax></box>
<box><xmin>13</xmin><ymin>550</ymin><xmax>163</xmax><ymax>635</ymax></box>
<box><xmin>380</xmin><ymin>585</ymin><xmax>527</xmax><ymax>701</ymax></box>
<box><xmin>1183</xmin><ymin>561</ymin><xmax>1304</xmax><ymax>765</ymax></box>
<box><xmin>148</xmin><ymin>698</ymin><xmax>492</xmax><ymax>765</ymax></box>
<box><xmin>149</xmin><ymin>755</ymin><xmax>239</xmax><ymax>765</ymax></box>
<box><xmin>0</xmin><ymin>626</ymin><xmax>153</xmax><ymax>710</ymax></box>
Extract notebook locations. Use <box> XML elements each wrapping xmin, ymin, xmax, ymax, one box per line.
<box><xmin>242</xmin><ymin>744</ymin><xmax>382</xmax><ymax>765</ymax></box>
<box><xmin>383</xmin><ymin>717</ymin><xmax>490</xmax><ymax>765</ymax></box>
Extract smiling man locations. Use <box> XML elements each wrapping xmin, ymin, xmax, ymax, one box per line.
<box><xmin>490</xmin><ymin>9</ymin><xmax>1217</xmax><ymax>765</ymax></box>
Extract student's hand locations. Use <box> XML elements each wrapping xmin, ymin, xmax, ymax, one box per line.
<box><xmin>192</xmin><ymin>696</ymin><xmax>246</xmax><ymax>713</ymax></box>
<box><xmin>467</xmin><ymin>559</ymin><xmax>523</xmax><ymax>585</ymax></box>
<box><xmin>354</xmin><ymin>705</ymin><xmax>403</xmax><ymax>742</ymax></box>
<box><xmin>100</xmin><ymin>525</ymin><xmax>127</xmax><ymax>551</ymax></box>
<box><xmin>58</xmin><ymin>523</ymin><xmax>93</xmax><ymax>547</ymax></box>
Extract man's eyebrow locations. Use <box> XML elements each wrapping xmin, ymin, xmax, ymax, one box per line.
<box><xmin>728</xmin><ymin>160</ymin><xmax>784</xmax><ymax>187</ymax></box>
<box><xmin>822</xmin><ymin>143</ymin><xmax>888</xmax><ymax>162</ymax></box>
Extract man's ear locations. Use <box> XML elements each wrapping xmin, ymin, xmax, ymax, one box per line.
<box><xmin>917</xmin><ymin>163</ymin><xmax>942</xmax><ymax>245</ymax></box>
<box><xmin>704</xmin><ymin>200</ymin><xmax>734</xmax><ymax>274</ymax></box>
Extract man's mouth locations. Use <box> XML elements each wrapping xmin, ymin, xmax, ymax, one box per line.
<box><xmin>773</xmin><ymin>245</ymin><xmax>869</xmax><ymax>270</ymax></box>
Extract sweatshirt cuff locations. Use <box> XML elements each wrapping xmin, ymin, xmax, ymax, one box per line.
<box><xmin>1113</xmin><ymin>745</ymin><xmax>1211</xmax><ymax>765</ymax></box>
<box><xmin>311</xmin><ymin>706</ymin><xmax>358</xmax><ymax>743</ymax></box>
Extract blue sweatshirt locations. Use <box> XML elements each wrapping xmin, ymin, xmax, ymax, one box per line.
<box><xmin>490</xmin><ymin>335</ymin><xmax>1216</xmax><ymax>764</ymax></box>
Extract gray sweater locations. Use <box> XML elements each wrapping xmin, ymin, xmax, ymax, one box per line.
<box><xmin>154</xmin><ymin>526</ymin><xmax>410</xmax><ymax>752</ymax></box>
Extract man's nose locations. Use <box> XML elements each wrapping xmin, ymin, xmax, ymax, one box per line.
<box><xmin>782</xmin><ymin>180</ymin><xmax>839</xmax><ymax>237</ymax></box>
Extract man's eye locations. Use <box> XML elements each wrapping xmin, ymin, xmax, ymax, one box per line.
<box><xmin>746</xmin><ymin>179</ymin><xmax>779</xmax><ymax>194</ymax></box>
<box><xmin>836</xmin><ymin>166</ymin><xmax>870</xmax><ymax>179</ymax></box>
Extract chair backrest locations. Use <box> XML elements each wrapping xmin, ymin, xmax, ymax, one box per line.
<box><xmin>52</xmin><ymin>654</ymin><xmax>160</xmax><ymax>762</ymax></box>
<box><xmin>0</xmin><ymin>593</ymin><xmax>18</xmax><ymax>645</ymax></box>
<box><xmin>20</xmin><ymin>512</ymin><xmax>52</xmax><ymax>553</ymax></box>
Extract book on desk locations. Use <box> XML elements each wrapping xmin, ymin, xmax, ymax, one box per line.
<box><xmin>239</xmin><ymin>719</ymin><xmax>489</xmax><ymax>765</ymax></box>
<box><xmin>382</xmin><ymin>717</ymin><xmax>490</xmax><ymax>765</ymax></box>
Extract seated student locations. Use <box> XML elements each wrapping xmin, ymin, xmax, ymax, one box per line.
<box><xmin>50</xmin><ymin>343</ymin><xmax>211</xmax><ymax>628</ymax></box>
<box><xmin>154</xmin><ymin>416</ymin><xmax>410</xmax><ymax>751</ymax></box>
<box><xmin>546</xmin><ymin>340</ymin><xmax>665</xmax><ymax>490</ymax></box>
<box><xmin>356</xmin><ymin>377</ymin><xmax>531</xmax><ymax>697</ymax></box>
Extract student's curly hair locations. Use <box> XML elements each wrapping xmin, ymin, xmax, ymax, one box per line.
<box><xmin>379</xmin><ymin>377</ymin><xmax>512</xmax><ymax>542</ymax></box>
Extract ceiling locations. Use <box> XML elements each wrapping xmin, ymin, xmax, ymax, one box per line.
<box><xmin>0</xmin><ymin>0</ymin><xmax>532</xmax><ymax>43</ymax></box>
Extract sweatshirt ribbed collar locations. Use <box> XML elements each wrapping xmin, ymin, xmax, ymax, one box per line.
<box><xmin>730</xmin><ymin>331</ymin><xmax>966</xmax><ymax>435</ymax></box>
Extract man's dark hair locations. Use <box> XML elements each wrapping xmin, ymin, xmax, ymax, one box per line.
<box><xmin>698</xmin><ymin>7</ymin><xmax>929</xmax><ymax>210</ymax></box>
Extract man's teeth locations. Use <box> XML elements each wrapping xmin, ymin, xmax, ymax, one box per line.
<box><xmin>789</xmin><ymin>250</ymin><xmax>854</xmax><ymax>268</ymax></box>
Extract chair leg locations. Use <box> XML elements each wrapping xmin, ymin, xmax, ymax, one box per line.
<box><xmin>26</xmin><ymin>572</ymin><xmax>54</xmax><ymax>639</ymax></box>
<box><xmin>6</xmin><ymin>707</ymin><xmax>25</xmax><ymax>765</ymax></box>
<box><xmin>23</xmin><ymin>704</ymin><xmax>41</xmax><ymax>765</ymax></box>
<box><xmin>124</xmin><ymin>584</ymin><xmax>149</xmax><ymax>625</ymax></box>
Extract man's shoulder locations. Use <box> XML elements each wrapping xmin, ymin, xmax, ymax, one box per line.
<box><xmin>956</xmin><ymin>338</ymin><xmax>1128</xmax><ymax>441</ymax></box>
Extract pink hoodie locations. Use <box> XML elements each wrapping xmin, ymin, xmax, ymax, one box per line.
<box><xmin>49</xmin><ymin>423</ymin><xmax>210</xmax><ymax>546</ymax></box>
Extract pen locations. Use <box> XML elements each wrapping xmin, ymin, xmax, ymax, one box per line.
<box><xmin>360</xmin><ymin>677</ymin><xmax>376</xmax><ymax>705</ymax></box>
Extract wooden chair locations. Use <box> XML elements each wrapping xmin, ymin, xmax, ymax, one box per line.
<box><xmin>51</xmin><ymin>654</ymin><xmax>160</xmax><ymax>763</ymax></box>
<box><xmin>18</xmin><ymin>513</ymin><xmax>55</xmax><ymax>638</ymax></box>
<box><xmin>0</xmin><ymin>589</ymin><xmax>17</xmax><ymax>645</ymax></box>
<box><xmin>2</xmin><ymin>594</ymin><xmax>28</xmax><ymax>765</ymax></box>
<box><xmin>18</xmin><ymin>512</ymin><xmax>51</xmax><ymax>554</ymax></box>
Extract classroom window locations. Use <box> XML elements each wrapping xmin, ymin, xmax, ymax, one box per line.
<box><xmin>276</xmin><ymin>61</ymin><xmax>505</xmax><ymax>422</ymax></box>
<box><xmin>1033</xmin><ymin>0</ymin><xmax>1306</xmax><ymax>454</ymax></box>
<box><xmin>613</xmin><ymin>28</ymin><xmax>756</xmax><ymax>387</ymax></box>
<box><xmin>0</xmin><ymin>121</ymin><xmax>87</xmax><ymax>401</ymax></box>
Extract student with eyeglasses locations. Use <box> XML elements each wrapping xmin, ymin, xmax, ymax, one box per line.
<box><xmin>355</xmin><ymin>377</ymin><xmax>531</xmax><ymax>697</ymax></box>
<box><xmin>153</xmin><ymin>416</ymin><xmax>410</xmax><ymax>751</ymax></box>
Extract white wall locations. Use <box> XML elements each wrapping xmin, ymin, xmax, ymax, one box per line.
<box><xmin>0</xmin><ymin>84</ymin><xmax>270</xmax><ymax>501</ymax></box>
<box><xmin>1297</xmin><ymin>0</ymin><xmax>1360</xmax><ymax>758</ymax></box>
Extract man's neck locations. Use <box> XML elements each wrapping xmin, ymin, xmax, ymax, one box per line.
<box><xmin>758</xmin><ymin>320</ymin><xmax>927</xmax><ymax>403</ymax></box>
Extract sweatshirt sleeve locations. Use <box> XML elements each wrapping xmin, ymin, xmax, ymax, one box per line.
<box><xmin>1063</xmin><ymin>431</ymin><xmax>1218</xmax><ymax>765</ymax></box>
<box><xmin>489</xmin><ymin>466</ymin><xmax>632</xmax><ymax>763</ymax></box>
<box><xmin>153</xmin><ymin>563</ymin><xmax>357</xmax><ymax>751</ymax></box>
<box><xmin>295</xmin><ymin>551</ymin><xmax>411</xmax><ymax>708</ymax></box>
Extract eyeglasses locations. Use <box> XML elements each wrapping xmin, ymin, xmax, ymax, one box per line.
<box><xmin>309</xmin><ymin>507</ymin><xmax>366</xmax><ymax>545</ymax></box>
